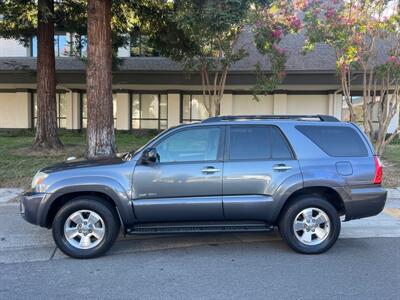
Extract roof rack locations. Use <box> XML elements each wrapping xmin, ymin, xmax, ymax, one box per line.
<box><xmin>202</xmin><ymin>115</ymin><xmax>339</xmax><ymax>123</ymax></box>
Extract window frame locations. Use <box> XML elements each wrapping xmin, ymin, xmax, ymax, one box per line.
<box><xmin>31</xmin><ymin>91</ymin><xmax>67</xmax><ymax>129</ymax></box>
<box><xmin>150</xmin><ymin>125</ymin><xmax>225</xmax><ymax>165</ymax></box>
<box><xmin>130</xmin><ymin>92</ymin><xmax>168</xmax><ymax>130</ymax></box>
<box><xmin>224</xmin><ymin>125</ymin><xmax>296</xmax><ymax>162</ymax></box>
<box><xmin>180</xmin><ymin>93</ymin><xmax>211</xmax><ymax>123</ymax></box>
<box><xmin>80</xmin><ymin>92</ymin><xmax>117</xmax><ymax>129</ymax></box>
<box><xmin>30</xmin><ymin>33</ymin><xmax>73</xmax><ymax>57</ymax></box>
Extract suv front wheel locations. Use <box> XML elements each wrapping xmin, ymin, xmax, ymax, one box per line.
<box><xmin>52</xmin><ymin>196</ymin><xmax>120</xmax><ymax>259</ymax></box>
<box><xmin>279</xmin><ymin>195</ymin><xmax>341</xmax><ymax>254</ymax></box>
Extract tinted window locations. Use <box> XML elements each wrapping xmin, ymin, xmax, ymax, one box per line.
<box><xmin>296</xmin><ymin>125</ymin><xmax>368</xmax><ymax>157</ymax></box>
<box><xmin>271</xmin><ymin>127</ymin><xmax>293</xmax><ymax>159</ymax></box>
<box><xmin>229</xmin><ymin>126</ymin><xmax>293</xmax><ymax>160</ymax></box>
<box><xmin>229</xmin><ymin>126</ymin><xmax>270</xmax><ymax>160</ymax></box>
<box><xmin>156</xmin><ymin>127</ymin><xmax>220</xmax><ymax>162</ymax></box>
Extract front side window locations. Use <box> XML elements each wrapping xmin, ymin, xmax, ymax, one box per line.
<box><xmin>182</xmin><ymin>94</ymin><xmax>210</xmax><ymax>123</ymax></box>
<box><xmin>156</xmin><ymin>127</ymin><xmax>221</xmax><ymax>163</ymax></box>
<box><xmin>131</xmin><ymin>93</ymin><xmax>167</xmax><ymax>129</ymax></box>
<box><xmin>81</xmin><ymin>93</ymin><xmax>117</xmax><ymax>128</ymax></box>
<box><xmin>32</xmin><ymin>92</ymin><xmax>67</xmax><ymax>128</ymax></box>
<box><xmin>228</xmin><ymin>126</ymin><xmax>293</xmax><ymax>160</ymax></box>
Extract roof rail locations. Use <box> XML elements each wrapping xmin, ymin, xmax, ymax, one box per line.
<box><xmin>202</xmin><ymin>115</ymin><xmax>339</xmax><ymax>123</ymax></box>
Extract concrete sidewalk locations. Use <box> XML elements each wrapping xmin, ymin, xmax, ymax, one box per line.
<box><xmin>0</xmin><ymin>197</ymin><xmax>399</xmax><ymax>264</ymax></box>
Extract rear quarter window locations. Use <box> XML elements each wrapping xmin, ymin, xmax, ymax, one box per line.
<box><xmin>296</xmin><ymin>125</ymin><xmax>369</xmax><ymax>157</ymax></box>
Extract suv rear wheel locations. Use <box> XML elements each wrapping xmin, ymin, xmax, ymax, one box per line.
<box><xmin>278</xmin><ymin>195</ymin><xmax>340</xmax><ymax>254</ymax></box>
<box><xmin>52</xmin><ymin>196</ymin><xmax>120</xmax><ymax>259</ymax></box>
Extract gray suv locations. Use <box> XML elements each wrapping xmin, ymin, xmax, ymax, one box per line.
<box><xmin>21</xmin><ymin>115</ymin><xmax>387</xmax><ymax>258</ymax></box>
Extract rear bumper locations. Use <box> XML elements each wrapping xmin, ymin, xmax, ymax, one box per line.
<box><xmin>20</xmin><ymin>192</ymin><xmax>48</xmax><ymax>226</ymax></box>
<box><xmin>344</xmin><ymin>186</ymin><xmax>387</xmax><ymax>221</ymax></box>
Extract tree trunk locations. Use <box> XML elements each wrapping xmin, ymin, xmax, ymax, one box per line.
<box><xmin>33</xmin><ymin>0</ymin><xmax>63</xmax><ymax>150</ymax></box>
<box><xmin>86</xmin><ymin>0</ymin><xmax>115</xmax><ymax>159</ymax></box>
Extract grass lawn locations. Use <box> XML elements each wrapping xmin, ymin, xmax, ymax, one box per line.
<box><xmin>0</xmin><ymin>130</ymin><xmax>399</xmax><ymax>190</ymax></box>
<box><xmin>381</xmin><ymin>143</ymin><xmax>400</xmax><ymax>188</ymax></box>
<box><xmin>0</xmin><ymin>131</ymin><xmax>155</xmax><ymax>189</ymax></box>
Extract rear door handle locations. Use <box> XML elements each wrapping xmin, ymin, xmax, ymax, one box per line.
<box><xmin>273</xmin><ymin>164</ymin><xmax>292</xmax><ymax>171</ymax></box>
<box><xmin>202</xmin><ymin>166</ymin><xmax>221</xmax><ymax>174</ymax></box>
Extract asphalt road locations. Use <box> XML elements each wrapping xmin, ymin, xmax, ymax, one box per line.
<box><xmin>1</xmin><ymin>238</ymin><xmax>399</xmax><ymax>299</ymax></box>
<box><xmin>0</xmin><ymin>200</ymin><xmax>399</xmax><ymax>299</ymax></box>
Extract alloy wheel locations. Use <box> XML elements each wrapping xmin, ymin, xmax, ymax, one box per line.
<box><xmin>292</xmin><ymin>207</ymin><xmax>331</xmax><ymax>246</ymax></box>
<box><xmin>63</xmin><ymin>210</ymin><xmax>106</xmax><ymax>249</ymax></box>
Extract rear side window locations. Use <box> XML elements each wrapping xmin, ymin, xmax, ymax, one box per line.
<box><xmin>228</xmin><ymin>126</ymin><xmax>293</xmax><ymax>160</ymax></box>
<box><xmin>271</xmin><ymin>127</ymin><xmax>293</xmax><ymax>159</ymax></box>
<box><xmin>296</xmin><ymin>125</ymin><xmax>368</xmax><ymax>157</ymax></box>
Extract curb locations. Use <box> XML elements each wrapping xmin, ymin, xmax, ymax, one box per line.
<box><xmin>0</xmin><ymin>188</ymin><xmax>24</xmax><ymax>204</ymax></box>
<box><xmin>386</xmin><ymin>188</ymin><xmax>400</xmax><ymax>199</ymax></box>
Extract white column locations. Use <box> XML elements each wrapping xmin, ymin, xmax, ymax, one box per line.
<box><xmin>167</xmin><ymin>93</ymin><xmax>180</xmax><ymax>127</ymax></box>
<box><xmin>65</xmin><ymin>92</ymin><xmax>73</xmax><ymax>129</ymax></box>
<box><xmin>273</xmin><ymin>93</ymin><xmax>287</xmax><ymax>115</ymax></box>
<box><xmin>68</xmin><ymin>92</ymin><xmax>81</xmax><ymax>130</ymax></box>
<box><xmin>116</xmin><ymin>92</ymin><xmax>130</xmax><ymax>130</ymax></box>
<box><xmin>329</xmin><ymin>93</ymin><xmax>343</xmax><ymax>120</ymax></box>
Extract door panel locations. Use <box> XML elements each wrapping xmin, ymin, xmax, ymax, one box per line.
<box><xmin>132</xmin><ymin>126</ymin><xmax>224</xmax><ymax>222</ymax></box>
<box><xmin>133</xmin><ymin>162</ymin><xmax>223</xmax><ymax>199</ymax></box>
<box><xmin>133</xmin><ymin>196</ymin><xmax>223</xmax><ymax>222</ymax></box>
<box><xmin>222</xmin><ymin>125</ymin><xmax>301</xmax><ymax>221</ymax></box>
<box><xmin>223</xmin><ymin>160</ymin><xmax>300</xmax><ymax>220</ymax></box>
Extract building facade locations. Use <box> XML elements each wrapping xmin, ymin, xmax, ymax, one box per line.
<box><xmin>0</xmin><ymin>32</ymin><xmax>398</xmax><ymax>132</ymax></box>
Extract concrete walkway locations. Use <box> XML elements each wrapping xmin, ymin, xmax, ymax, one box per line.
<box><xmin>0</xmin><ymin>197</ymin><xmax>399</xmax><ymax>264</ymax></box>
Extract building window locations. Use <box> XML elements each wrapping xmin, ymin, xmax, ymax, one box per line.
<box><xmin>31</xmin><ymin>34</ymin><xmax>73</xmax><ymax>57</ymax></box>
<box><xmin>131</xmin><ymin>93</ymin><xmax>167</xmax><ymax>129</ymax></box>
<box><xmin>130</xmin><ymin>28</ymin><xmax>160</xmax><ymax>57</ymax></box>
<box><xmin>81</xmin><ymin>93</ymin><xmax>117</xmax><ymax>128</ymax></box>
<box><xmin>181</xmin><ymin>94</ymin><xmax>210</xmax><ymax>123</ymax></box>
<box><xmin>74</xmin><ymin>35</ymin><xmax>87</xmax><ymax>57</ymax></box>
<box><xmin>32</xmin><ymin>92</ymin><xmax>67</xmax><ymax>128</ymax></box>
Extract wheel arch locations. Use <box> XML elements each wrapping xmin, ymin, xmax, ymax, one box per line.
<box><xmin>275</xmin><ymin>186</ymin><xmax>346</xmax><ymax>224</ymax></box>
<box><xmin>39</xmin><ymin>183</ymin><xmax>136</xmax><ymax>228</ymax></box>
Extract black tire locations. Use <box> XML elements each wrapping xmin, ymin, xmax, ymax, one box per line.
<box><xmin>278</xmin><ymin>195</ymin><xmax>340</xmax><ymax>254</ymax></box>
<box><xmin>52</xmin><ymin>196</ymin><xmax>120</xmax><ymax>259</ymax></box>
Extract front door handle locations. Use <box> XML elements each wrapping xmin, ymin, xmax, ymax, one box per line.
<box><xmin>273</xmin><ymin>164</ymin><xmax>292</xmax><ymax>171</ymax></box>
<box><xmin>202</xmin><ymin>166</ymin><xmax>221</xmax><ymax>174</ymax></box>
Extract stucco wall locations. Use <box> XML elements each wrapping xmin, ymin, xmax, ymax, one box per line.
<box><xmin>287</xmin><ymin>94</ymin><xmax>329</xmax><ymax>115</ymax></box>
<box><xmin>232</xmin><ymin>94</ymin><xmax>274</xmax><ymax>115</ymax></box>
<box><xmin>0</xmin><ymin>92</ymin><xmax>31</xmax><ymax>128</ymax></box>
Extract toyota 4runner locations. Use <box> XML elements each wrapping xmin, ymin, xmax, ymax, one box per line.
<box><xmin>20</xmin><ymin>115</ymin><xmax>387</xmax><ymax>258</ymax></box>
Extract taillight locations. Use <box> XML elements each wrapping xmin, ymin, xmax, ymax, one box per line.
<box><xmin>373</xmin><ymin>155</ymin><xmax>382</xmax><ymax>184</ymax></box>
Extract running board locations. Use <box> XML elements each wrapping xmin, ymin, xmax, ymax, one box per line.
<box><xmin>125</xmin><ymin>221</ymin><xmax>273</xmax><ymax>234</ymax></box>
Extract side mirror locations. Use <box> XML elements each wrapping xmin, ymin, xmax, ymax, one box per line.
<box><xmin>142</xmin><ymin>148</ymin><xmax>158</xmax><ymax>163</ymax></box>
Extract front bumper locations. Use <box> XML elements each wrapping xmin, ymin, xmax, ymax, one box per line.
<box><xmin>344</xmin><ymin>186</ymin><xmax>387</xmax><ymax>221</ymax></box>
<box><xmin>20</xmin><ymin>192</ymin><xmax>48</xmax><ymax>226</ymax></box>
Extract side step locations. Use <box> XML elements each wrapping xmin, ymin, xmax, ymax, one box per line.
<box><xmin>126</xmin><ymin>221</ymin><xmax>273</xmax><ymax>234</ymax></box>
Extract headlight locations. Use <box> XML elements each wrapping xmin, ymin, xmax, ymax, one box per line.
<box><xmin>31</xmin><ymin>172</ymin><xmax>48</xmax><ymax>193</ymax></box>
